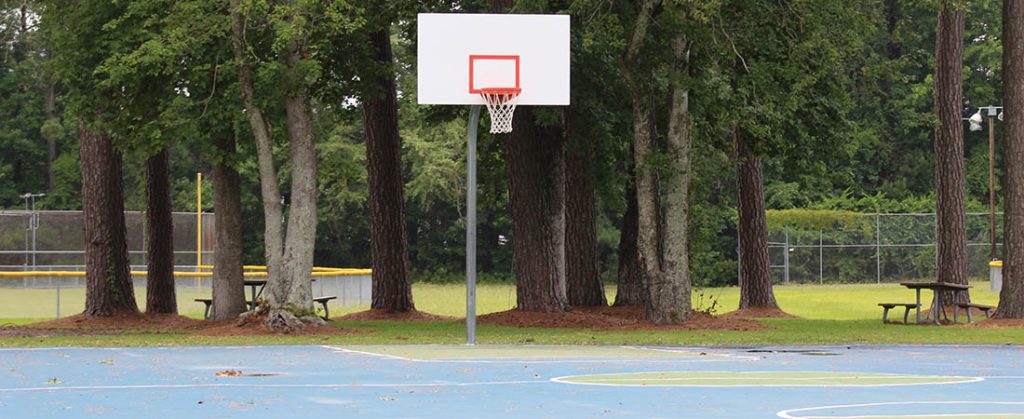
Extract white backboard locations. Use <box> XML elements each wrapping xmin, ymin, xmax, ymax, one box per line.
<box><xmin>417</xmin><ymin>13</ymin><xmax>570</xmax><ymax>106</ymax></box>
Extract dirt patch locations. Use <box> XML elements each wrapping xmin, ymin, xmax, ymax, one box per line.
<box><xmin>721</xmin><ymin>307</ymin><xmax>798</xmax><ymax>319</ymax></box>
<box><xmin>967</xmin><ymin>318</ymin><xmax>1024</xmax><ymax>328</ymax></box>
<box><xmin>0</xmin><ymin>324</ymin><xmax>123</xmax><ymax>337</ymax></box>
<box><xmin>477</xmin><ymin>305</ymin><xmax>771</xmax><ymax>331</ymax></box>
<box><xmin>336</xmin><ymin>309</ymin><xmax>454</xmax><ymax>322</ymax></box>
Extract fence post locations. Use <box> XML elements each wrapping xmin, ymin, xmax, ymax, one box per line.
<box><xmin>784</xmin><ymin>227</ymin><xmax>790</xmax><ymax>285</ymax></box>
<box><xmin>876</xmin><ymin>213</ymin><xmax>882</xmax><ymax>284</ymax></box>
<box><xmin>819</xmin><ymin>229</ymin><xmax>824</xmax><ymax>285</ymax></box>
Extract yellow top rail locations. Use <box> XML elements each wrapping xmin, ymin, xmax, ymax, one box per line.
<box><xmin>0</xmin><ymin>268</ymin><xmax>372</xmax><ymax>278</ymax></box>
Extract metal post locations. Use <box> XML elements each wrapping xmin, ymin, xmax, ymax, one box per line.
<box><xmin>783</xmin><ymin>227</ymin><xmax>790</xmax><ymax>285</ymax></box>
<box><xmin>876</xmin><ymin>214</ymin><xmax>882</xmax><ymax>284</ymax></box>
<box><xmin>30</xmin><ymin>195</ymin><xmax>38</xmax><ymax>268</ymax></box>
<box><xmin>196</xmin><ymin>173</ymin><xmax>202</xmax><ymax>287</ymax></box>
<box><xmin>989</xmin><ymin>115</ymin><xmax>998</xmax><ymax>261</ymax></box>
<box><xmin>466</xmin><ymin>105</ymin><xmax>482</xmax><ymax>346</ymax></box>
<box><xmin>819</xmin><ymin>229</ymin><xmax>824</xmax><ymax>285</ymax></box>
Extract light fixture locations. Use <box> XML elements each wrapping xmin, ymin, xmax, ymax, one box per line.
<box><xmin>970</xmin><ymin>109</ymin><xmax>984</xmax><ymax>131</ymax></box>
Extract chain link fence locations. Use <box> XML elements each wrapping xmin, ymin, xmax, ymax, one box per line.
<box><xmin>766</xmin><ymin>212</ymin><xmax>1001</xmax><ymax>284</ymax></box>
<box><xmin>0</xmin><ymin>210</ymin><xmax>214</xmax><ymax>272</ymax></box>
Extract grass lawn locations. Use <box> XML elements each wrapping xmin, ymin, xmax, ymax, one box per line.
<box><xmin>1</xmin><ymin>281</ymin><xmax>1021</xmax><ymax>347</ymax></box>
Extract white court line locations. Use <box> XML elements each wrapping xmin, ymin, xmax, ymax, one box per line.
<box><xmin>324</xmin><ymin>345</ymin><xmax>757</xmax><ymax>364</ymax></box>
<box><xmin>551</xmin><ymin>373</ymin><xmax>983</xmax><ymax>388</ymax></box>
<box><xmin>777</xmin><ymin>401</ymin><xmax>1024</xmax><ymax>419</ymax></box>
<box><xmin>0</xmin><ymin>380</ymin><xmax>545</xmax><ymax>393</ymax></box>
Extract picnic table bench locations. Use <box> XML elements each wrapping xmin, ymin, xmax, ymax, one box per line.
<box><xmin>196</xmin><ymin>296</ymin><xmax>336</xmax><ymax>320</ymax></box>
<box><xmin>877</xmin><ymin>302</ymin><xmax>919</xmax><ymax>324</ymax></box>
<box><xmin>954</xmin><ymin>302</ymin><xmax>995</xmax><ymax>323</ymax></box>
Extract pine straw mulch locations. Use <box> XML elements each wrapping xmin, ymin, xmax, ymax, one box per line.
<box><xmin>7</xmin><ymin>312</ymin><xmax>363</xmax><ymax>337</ymax></box>
<box><xmin>335</xmin><ymin>309</ymin><xmax>454</xmax><ymax>322</ymax></box>
<box><xmin>476</xmin><ymin>305</ymin><xmax>772</xmax><ymax>331</ymax></box>
<box><xmin>966</xmin><ymin>318</ymin><xmax>1024</xmax><ymax>329</ymax></box>
<box><xmin>720</xmin><ymin>307</ymin><xmax>798</xmax><ymax>319</ymax></box>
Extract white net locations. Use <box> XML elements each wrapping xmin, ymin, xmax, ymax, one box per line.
<box><xmin>480</xmin><ymin>88</ymin><xmax>521</xmax><ymax>134</ymax></box>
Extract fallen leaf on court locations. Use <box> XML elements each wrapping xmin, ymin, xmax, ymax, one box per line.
<box><xmin>216</xmin><ymin>370</ymin><xmax>243</xmax><ymax>377</ymax></box>
<box><xmin>99</xmin><ymin>360</ymin><xmax>114</xmax><ymax>365</ymax></box>
<box><xmin>46</xmin><ymin>378</ymin><xmax>61</xmax><ymax>385</ymax></box>
<box><xmin>379</xmin><ymin>396</ymin><xmax>396</xmax><ymax>401</ymax></box>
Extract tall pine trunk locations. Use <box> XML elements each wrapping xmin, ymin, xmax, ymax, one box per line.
<box><xmin>364</xmin><ymin>28</ymin><xmax>415</xmax><ymax>313</ymax></box>
<box><xmin>80</xmin><ymin>118</ymin><xmax>137</xmax><ymax>316</ymax></box>
<box><xmin>565</xmin><ymin>113</ymin><xmax>606</xmax><ymax>307</ymax></box>
<box><xmin>145</xmin><ymin>148</ymin><xmax>176</xmax><ymax>314</ymax></box>
<box><xmin>934</xmin><ymin>0</ymin><xmax>970</xmax><ymax>305</ymax></box>
<box><xmin>735</xmin><ymin>127</ymin><xmax>778</xmax><ymax>309</ymax></box>
<box><xmin>505</xmin><ymin>107</ymin><xmax>570</xmax><ymax>312</ymax></box>
<box><xmin>491</xmin><ymin>0</ymin><xmax>569</xmax><ymax>313</ymax></box>
<box><xmin>211</xmin><ymin>135</ymin><xmax>247</xmax><ymax>320</ymax></box>
<box><xmin>996</xmin><ymin>0</ymin><xmax>1024</xmax><ymax>318</ymax></box>
<box><xmin>614</xmin><ymin>177</ymin><xmax>643</xmax><ymax>306</ymax></box>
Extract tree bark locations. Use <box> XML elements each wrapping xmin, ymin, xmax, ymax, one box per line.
<box><xmin>144</xmin><ymin>148</ymin><xmax>176</xmax><ymax>314</ymax></box>
<box><xmin>996</xmin><ymin>0</ymin><xmax>1024</xmax><ymax>318</ymax></box>
<box><xmin>934</xmin><ymin>0</ymin><xmax>970</xmax><ymax>305</ymax></box>
<box><xmin>270</xmin><ymin>33</ymin><xmax>317</xmax><ymax>315</ymax></box>
<box><xmin>363</xmin><ymin>28</ymin><xmax>415</xmax><ymax>313</ymax></box>
<box><xmin>564</xmin><ymin>112</ymin><xmax>606</xmax><ymax>307</ymax></box>
<box><xmin>491</xmin><ymin>0</ymin><xmax>568</xmax><ymax>313</ymax></box>
<box><xmin>735</xmin><ymin>127</ymin><xmax>778</xmax><ymax>309</ymax></box>
<box><xmin>211</xmin><ymin>134</ymin><xmax>247</xmax><ymax>320</ymax></box>
<box><xmin>504</xmin><ymin>107</ymin><xmax>569</xmax><ymax>312</ymax></box>
<box><xmin>80</xmin><ymin>118</ymin><xmax>137</xmax><ymax>316</ymax></box>
<box><xmin>229</xmin><ymin>0</ymin><xmax>284</xmax><ymax>282</ymax></box>
<box><xmin>614</xmin><ymin>176</ymin><xmax>644</xmax><ymax>306</ymax></box>
<box><xmin>645</xmin><ymin>33</ymin><xmax>692</xmax><ymax>324</ymax></box>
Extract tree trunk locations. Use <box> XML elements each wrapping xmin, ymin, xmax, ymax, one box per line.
<box><xmin>564</xmin><ymin>112</ymin><xmax>606</xmax><ymax>307</ymax></box>
<box><xmin>934</xmin><ymin>0</ymin><xmax>970</xmax><ymax>305</ymax></box>
<box><xmin>614</xmin><ymin>177</ymin><xmax>644</xmax><ymax>306</ymax></box>
<box><xmin>270</xmin><ymin>36</ymin><xmax>317</xmax><ymax>315</ymax></box>
<box><xmin>144</xmin><ymin>148</ymin><xmax>176</xmax><ymax>314</ymax></box>
<box><xmin>996</xmin><ymin>0</ymin><xmax>1024</xmax><ymax>318</ymax></box>
<box><xmin>364</xmin><ymin>28</ymin><xmax>415</xmax><ymax>313</ymax></box>
<box><xmin>45</xmin><ymin>59</ymin><xmax>57</xmax><ymax>191</ymax></box>
<box><xmin>211</xmin><ymin>134</ymin><xmax>247</xmax><ymax>320</ymax></box>
<box><xmin>504</xmin><ymin>107</ymin><xmax>569</xmax><ymax>312</ymax></box>
<box><xmin>645</xmin><ymin>33</ymin><xmax>692</xmax><ymax>325</ymax></box>
<box><xmin>735</xmin><ymin>127</ymin><xmax>778</xmax><ymax>309</ymax></box>
<box><xmin>80</xmin><ymin>118</ymin><xmax>137</xmax><ymax>316</ymax></box>
<box><xmin>490</xmin><ymin>0</ymin><xmax>568</xmax><ymax>313</ymax></box>
<box><xmin>229</xmin><ymin>0</ymin><xmax>284</xmax><ymax>282</ymax></box>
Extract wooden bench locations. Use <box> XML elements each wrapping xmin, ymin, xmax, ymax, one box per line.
<box><xmin>878</xmin><ymin>303</ymin><xmax>919</xmax><ymax>324</ymax></box>
<box><xmin>196</xmin><ymin>296</ymin><xmax>336</xmax><ymax>320</ymax></box>
<box><xmin>314</xmin><ymin>296</ymin><xmax>337</xmax><ymax>320</ymax></box>
<box><xmin>954</xmin><ymin>302</ymin><xmax>995</xmax><ymax>323</ymax></box>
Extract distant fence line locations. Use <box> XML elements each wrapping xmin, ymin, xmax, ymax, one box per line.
<box><xmin>760</xmin><ymin>212</ymin><xmax>1001</xmax><ymax>284</ymax></box>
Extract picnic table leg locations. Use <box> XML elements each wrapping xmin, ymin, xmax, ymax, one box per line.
<box><xmin>915</xmin><ymin>289</ymin><xmax>921</xmax><ymax>323</ymax></box>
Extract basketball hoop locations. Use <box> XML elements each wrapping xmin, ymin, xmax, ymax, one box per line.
<box><xmin>479</xmin><ymin>88</ymin><xmax>521</xmax><ymax>134</ymax></box>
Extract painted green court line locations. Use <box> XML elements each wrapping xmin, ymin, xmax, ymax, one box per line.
<box><xmin>332</xmin><ymin>345</ymin><xmax>721</xmax><ymax>360</ymax></box>
<box><xmin>553</xmin><ymin>371</ymin><xmax>980</xmax><ymax>387</ymax></box>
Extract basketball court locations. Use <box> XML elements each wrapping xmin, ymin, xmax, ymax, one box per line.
<box><xmin>1</xmin><ymin>344</ymin><xmax>1023</xmax><ymax>418</ymax></box>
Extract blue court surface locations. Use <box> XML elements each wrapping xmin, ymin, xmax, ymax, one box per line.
<box><xmin>1</xmin><ymin>344</ymin><xmax>1023</xmax><ymax>418</ymax></box>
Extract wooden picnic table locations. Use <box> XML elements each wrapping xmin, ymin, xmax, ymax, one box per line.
<box><xmin>243</xmin><ymin>278</ymin><xmax>267</xmax><ymax>309</ymax></box>
<box><xmin>899</xmin><ymin>281</ymin><xmax>970</xmax><ymax>324</ymax></box>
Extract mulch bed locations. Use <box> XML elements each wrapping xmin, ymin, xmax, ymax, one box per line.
<box><xmin>476</xmin><ymin>305</ymin><xmax>772</xmax><ymax>331</ymax></box>
<box><xmin>967</xmin><ymin>318</ymin><xmax>1024</xmax><ymax>328</ymax></box>
<box><xmin>335</xmin><ymin>309</ymin><xmax>454</xmax><ymax>322</ymax></box>
<box><xmin>10</xmin><ymin>311</ymin><xmax>363</xmax><ymax>337</ymax></box>
<box><xmin>720</xmin><ymin>307</ymin><xmax>798</xmax><ymax>319</ymax></box>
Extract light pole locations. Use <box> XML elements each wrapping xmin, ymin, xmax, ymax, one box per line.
<box><xmin>19</xmin><ymin>192</ymin><xmax>45</xmax><ymax>268</ymax></box>
<box><xmin>968</xmin><ymin>106</ymin><xmax>1002</xmax><ymax>261</ymax></box>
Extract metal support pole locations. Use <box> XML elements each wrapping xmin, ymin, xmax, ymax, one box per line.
<box><xmin>196</xmin><ymin>173</ymin><xmax>202</xmax><ymax>287</ymax></box>
<box><xmin>783</xmin><ymin>227</ymin><xmax>790</xmax><ymax>285</ymax></box>
<box><xmin>819</xmin><ymin>229</ymin><xmax>824</xmax><ymax>285</ymax></box>
<box><xmin>31</xmin><ymin>195</ymin><xmax>37</xmax><ymax>268</ymax></box>
<box><xmin>989</xmin><ymin>115</ymin><xmax>998</xmax><ymax>261</ymax></box>
<box><xmin>466</xmin><ymin>105</ymin><xmax>482</xmax><ymax>346</ymax></box>
<box><xmin>876</xmin><ymin>214</ymin><xmax>882</xmax><ymax>284</ymax></box>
